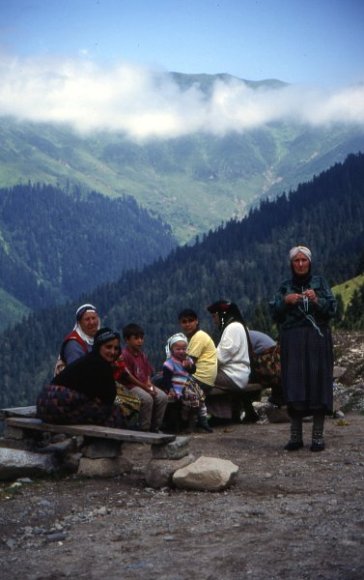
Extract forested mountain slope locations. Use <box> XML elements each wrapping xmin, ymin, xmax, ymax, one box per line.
<box><xmin>0</xmin><ymin>152</ymin><xmax>363</xmax><ymax>408</ymax></box>
<box><xmin>0</xmin><ymin>183</ymin><xmax>175</xmax><ymax>326</ymax></box>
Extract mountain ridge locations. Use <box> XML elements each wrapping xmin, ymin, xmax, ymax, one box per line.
<box><xmin>1</xmin><ymin>73</ymin><xmax>363</xmax><ymax>243</ymax></box>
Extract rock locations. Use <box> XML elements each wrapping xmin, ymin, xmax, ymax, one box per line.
<box><xmin>37</xmin><ymin>437</ymin><xmax>76</xmax><ymax>455</ymax></box>
<box><xmin>77</xmin><ymin>455</ymin><xmax>132</xmax><ymax>478</ymax></box>
<box><xmin>145</xmin><ymin>454</ymin><xmax>195</xmax><ymax>488</ymax></box>
<box><xmin>62</xmin><ymin>452</ymin><xmax>83</xmax><ymax>473</ymax></box>
<box><xmin>0</xmin><ymin>448</ymin><xmax>58</xmax><ymax>481</ymax></box>
<box><xmin>81</xmin><ymin>439</ymin><xmax>122</xmax><ymax>459</ymax></box>
<box><xmin>46</xmin><ymin>532</ymin><xmax>67</xmax><ymax>542</ymax></box>
<box><xmin>151</xmin><ymin>436</ymin><xmax>190</xmax><ymax>460</ymax></box>
<box><xmin>172</xmin><ymin>456</ymin><xmax>239</xmax><ymax>491</ymax></box>
<box><xmin>333</xmin><ymin>366</ymin><xmax>347</xmax><ymax>379</ymax></box>
<box><xmin>340</xmin><ymin>383</ymin><xmax>364</xmax><ymax>412</ymax></box>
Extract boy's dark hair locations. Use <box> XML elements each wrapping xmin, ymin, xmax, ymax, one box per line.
<box><xmin>178</xmin><ymin>308</ymin><xmax>198</xmax><ymax>320</ymax></box>
<box><xmin>122</xmin><ymin>323</ymin><xmax>145</xmax><ymax>339</ymax></box>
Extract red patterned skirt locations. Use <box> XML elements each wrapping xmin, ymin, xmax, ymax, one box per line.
<box><xmin>36</xmin><ymin>384</ymin><xmax>127</xmax><ymax>428</ymax></box>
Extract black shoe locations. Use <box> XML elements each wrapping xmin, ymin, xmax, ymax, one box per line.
<box><xmin>268</xmin><ymin>396</ymin><xmax>284</xmax><ymax>408</ymax></box>
<box><xmin>197</xmin><ymin>417</ymin><xmax>213</xmax><ymax>433</ymax></box>
<box><xmin>310</xmin><ymin>440</ymin><xmax>325</xmax><ymax>452</ymax></box>
<box><xmin>284</xmin><ymin>440</ymin><xmax>304</xmax><ymax>451</ymax></box>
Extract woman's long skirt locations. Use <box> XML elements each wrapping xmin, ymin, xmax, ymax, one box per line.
<box><xmin>36</xmin><ymin>384</ymin><xmax>127</xmax><ymax>428</ymax></box>
<box><xmin>280</xmin><ymin>325</ymin><xmax>334</xmax><ymax>416</ymax></box>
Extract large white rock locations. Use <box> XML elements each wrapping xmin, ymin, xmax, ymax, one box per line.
<box><xmin>172</xmin><ymin>456</ymin><xmax>239</xmax><ymax>491</ymax></box>
<box><xmin>0</xmin><ymin>447</ymin><xmax>58</xmax><ymax>481</ymax></box>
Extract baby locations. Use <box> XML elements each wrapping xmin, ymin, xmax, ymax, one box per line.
<box><xmin>162</xmin><ymin>333</ymin><xmax>213</xmax><ymax>433</ymax></box>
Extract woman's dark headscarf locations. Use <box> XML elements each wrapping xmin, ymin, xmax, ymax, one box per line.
<box><xmin>93</xmin><ymin>327</ymin><xmax>121</xmax><ymax>355</ymax></box>
<box><xmin>207</xmin><ymin>300</ymin><xmax>245</xmax><ymax>333</ymax></box>
<box><xmin>207</xmin><ymin>299</ymin><xmax>253</xmax><ymax>358</ymax></box>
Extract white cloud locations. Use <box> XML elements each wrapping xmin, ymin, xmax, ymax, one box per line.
<box><xmin>0</xmin><ymin>53</ymin><xmax>363</xmax><ymax>140</ymax></box>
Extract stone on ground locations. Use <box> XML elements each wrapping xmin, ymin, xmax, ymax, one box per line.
<box><xmin>172</xmin><ymin>456</ymin><xmax>239</xmax><ymax>491</ymax></box>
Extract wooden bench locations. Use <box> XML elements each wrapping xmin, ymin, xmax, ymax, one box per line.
<box><xmin>0</xmin><ymin>406</ymin><xmax>175</xmax><ymax>446</ymax></box>
<box><xmin>204</xmin><ymin>382</ymin><xmax>264</xmax><ymax>422</ymax></box>
<box><xmin>0</xmin><ymin>406</ymin><xmax>186</xmax><ymax>481</ymax></box>
<box><xmin>162</xmin><ymin>382</ymin><xmax>264</xmax><ymax>430</ymax></box>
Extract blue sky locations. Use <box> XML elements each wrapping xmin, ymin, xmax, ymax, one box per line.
<box><xmin>0</xmin><ymin>0</ymin><xmax>363</xmax><ymax>139</ymax></box>
<box><xmin>1</xmin><ymin>0</ymin><xmax>363</xmax><ymax>85</ymax></box>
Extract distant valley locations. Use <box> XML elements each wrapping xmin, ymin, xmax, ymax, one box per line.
<box><xmin>1</xmin><ymin>74</ymin><xmax>364</xmax><ymax>244</ymax></box>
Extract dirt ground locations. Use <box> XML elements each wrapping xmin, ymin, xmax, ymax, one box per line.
<box><xmin>0</xmin><ymin>411</ymin><xmax>363</xmax><ymax>580</ymax></box>
<box><xmin>1</xmin><ymin>330</ymin><xmax>364</xmax><ymax>580</ymax></box>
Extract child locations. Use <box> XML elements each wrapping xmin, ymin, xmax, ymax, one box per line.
<box><xmin>162</xmin><ymin>333</ymin><xmax>213</xmax><ymax>433</ymax></box>
<box><xmin>178</xmin><ymin>308</ymin><xmax>217</xmax><ymax>391</ymax></box>
<box><xmin>121</xmin><ymin>323</ymin><xmax>168</xmax><ymax>433</ymax></box>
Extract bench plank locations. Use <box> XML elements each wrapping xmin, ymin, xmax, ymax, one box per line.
<box><xmin>0</xmin><ymin>406</ymin><xmax>37</xmax><ymax>419</ymax></box>
<box><xmin>5</xmin><ymin>417</ymin><xmax>175</xmax><ymax>445</ymax></box>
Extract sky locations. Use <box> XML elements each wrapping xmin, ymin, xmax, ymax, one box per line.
<box><xmin>0</xmin><ymin>0</ymin><xmax>363</xmax><ymax>140</ymax></box>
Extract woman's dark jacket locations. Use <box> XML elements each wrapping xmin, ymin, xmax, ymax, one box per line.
<box><xmin>270</xmin><ymin>274</ymin><xmax>336</xmax><ymax>331</ymax></box>
<box><xmin>52</xmin><ymin>351</ymin><xmax>116</xmax><ymax>404</ymax></box>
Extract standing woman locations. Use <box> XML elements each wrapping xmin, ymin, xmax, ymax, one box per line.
<box><xmin>270</xmin><ymin>246</ymin><xmax>336</xmax><ymax>451</ymax></box>
<box><xmin>37</xmin><ymin>328</ymin><xmax>127</xmax><ymax>427</ymax></box>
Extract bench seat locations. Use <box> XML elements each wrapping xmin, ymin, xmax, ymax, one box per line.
<box><xmin>2</xmin><ymin>414</ymin><xmax>175</xmax><ymax>446</ymax></box>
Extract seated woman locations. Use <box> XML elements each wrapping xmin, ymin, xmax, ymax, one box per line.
<box><xmin>37</xmin><ymin>328</ymin><xmax>128</xmax><ymax>427</ymax></box>
<box><xmin>54</xmin><ymin>303</ymin><xmax>100</xmax><ymax>375</ymax></box>
<box><xmin>207</xmin><ymin>299</ymin><xmax>259</xmax><ymax>423</ymax></box>
<box><xmin>248</xmin><ymin>330</ymin><xmax>283</xmax><ymax>406</ymax></box>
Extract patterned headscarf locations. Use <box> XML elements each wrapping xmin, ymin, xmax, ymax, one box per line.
<box><xmin>93</xmin><ymin>327</ymin><xmax>121</xmax><ymax>351</ymax></box>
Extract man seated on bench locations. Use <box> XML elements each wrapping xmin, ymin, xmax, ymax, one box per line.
<box><xmin>37</xmin><ymin>328</ymin><xmax>129</xmax><ymax>428</ymax></box>
<box><xmin>206</xmin><ymin>300</ymin><xmax>259</xmax><ymax>424</ymax></box>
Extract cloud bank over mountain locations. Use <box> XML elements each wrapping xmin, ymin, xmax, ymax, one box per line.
<box><xmin>1</xmin><ymin>53</ymin><xmax>363</xmax><ymax>140</ymax></box>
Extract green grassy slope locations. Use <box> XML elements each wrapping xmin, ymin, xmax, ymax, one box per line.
<box><xmin>332</xmin><ymin>274</ymin><xmax>364</xmax><ymax>310</ymax></box>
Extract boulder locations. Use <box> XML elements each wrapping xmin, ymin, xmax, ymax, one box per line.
<box><xmin>145</xmin><ymin>454</ymin><xmax>195</xmax><ymax>489</ymax></box>
<box><xmin>172</xmin><ymin>456</ymin><xmax>239</xmax><ymax>491</ymax></box>
<box><xmin>0</xmin><ymin>447</ymin><xmax>58</xmax><ymax>481</ymax></box>
<box><xmin>77</xmin><ymin>455</ymin><xmax>132</xmax><ymax>478</ymax></box>
<box><xmin>81</xmin><ymin>439</ymin><xmax>122</xmax><ymax>459</ymax></box>
<box><xmin>151</xmin><ymin>436</ymin><xmax>190</xmax><ymax>460</ymax></box>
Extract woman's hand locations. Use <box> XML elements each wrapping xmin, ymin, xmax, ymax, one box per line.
<box><xmin>284</xmin><ymin>293</ymin><xmax>302</xmax><ymax>305</ymax></box>
<box><xmin>303</xmin><ymin>289</ymin><xmax>318</xmax><ymax>303</ymax></box>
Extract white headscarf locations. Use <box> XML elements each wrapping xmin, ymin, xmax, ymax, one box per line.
<box><xmin>73</xmin><ymin>303</ymin><xmax>100</xmax><ymax>345</ymax></box>
<box><xmin>289</xmin><ymin>245</ymin><xmax>312</xmax><ymax>262</ymax></box>
<box><xmin>165</xmin><ymin>332</ymin><xmax>188</xmax><ymax>358</ymax></box>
